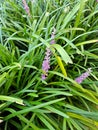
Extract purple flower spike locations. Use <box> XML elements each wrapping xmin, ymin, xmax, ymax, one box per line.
<box><xmin>75</xmin><ymin>68</ymin><xmax>92</xmax><ymax>84</ymax></box>
<box><xmin>41</xmin><ymin>48</ymin><xmax>51</xmax><ymax>80</ymax></box>
<box><xmin>22</xmin><ymin>0</ymin><xmax>31</xmax><ymax>17</ymax></box>
<box><xmin>41</xmin><ymin>28</ymin><xmax>56</xmax><ymax>80</ymax></box>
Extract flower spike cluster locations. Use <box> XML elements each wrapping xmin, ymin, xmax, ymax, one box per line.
<box><xmin>75</xmin><ymin>68</ymin><xmax>92</xmax><ymax>84</ymax></box>
<box><xmin>41</xmin><ymin>28</ymin><xmax>56</xmax><ymax>80</ymax></box>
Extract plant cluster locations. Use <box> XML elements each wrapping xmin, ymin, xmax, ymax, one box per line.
<box><xmin>0</xmin><ymin>0</ymin><xmax>98</xmax><ymax>129</ymax></box>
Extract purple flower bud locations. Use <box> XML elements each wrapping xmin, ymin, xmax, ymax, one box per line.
<box><xmin>75</xmin><ymin>68</ymin><xmax>92</xmax><ymax>84</ymax></box>
<box><xmin>50</xmin><ymin>28</ymin><xmax>56</xmax><ymax>44</ymax></box>
<box><xmin>22</xmin><ymin>0</ymin><xmax>31</xmax><ymax>17</ymax></box>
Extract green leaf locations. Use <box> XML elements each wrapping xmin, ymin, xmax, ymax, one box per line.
<box><xmin>0</xmin><ymin>72</ymin><xmax>7</xmax><ymax>87</ymax></box>
<box><xmin>56</xmin><ymin>56</ymin><xmax>67</xmax><ymax>77</ymax></box>
<box><xmin>51</xmin><ymin>44</ymin><xmax>73</xmax><ymax>64</ymax></box>
<box><xmin>69</xmin><ymin>118</ymin><xmax>83</xmax><ymax>130</ymax></box>
<box><xmin>61</xmin><ymin>3</ymin><xmax>80</xmax><ymax>29</ymax></box>
<box><xmin>4</xmin><ymin>98</ymin><xmax>65</xmax><ymax>120</ymax></box>
<box><xmin>45</xmin><ymin>106</ymin><xmax>69</xmax><ymax>118</ymax></box>
<box><xmin>0</xmin><ymin>95</ymin><xmax>24</xmax><ymax>105</ymax></box>
<box><xmin>76</xmin><ymin>39</ymin><xmax>98</xmax><ymax>46</ymax></box>
<box><xmin>37</xmin><ymin>114</ymin><xmax>55</xmax><ymax>130</ymax></box>
<box><xmin>58</xmin><ymin>36</ymin><xmax>83</xmax><ymax>55</ymax></box>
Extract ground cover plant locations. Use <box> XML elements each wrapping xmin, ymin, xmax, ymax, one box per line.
<box><xmin>0</xmin><ymin>0</ymin><xmax>98</xmax><ymax>129</ymax></box>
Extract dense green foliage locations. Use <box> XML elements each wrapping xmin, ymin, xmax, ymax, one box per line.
<box><xmin>0</xmin><ymin>0</ymin><xmax>98</xmax><ymax>129</ymax></box>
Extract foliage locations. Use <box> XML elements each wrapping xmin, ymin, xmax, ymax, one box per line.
<box><xmin>0</xmin><ymin>0</ymin><xmax>98</xmax><ymax>129</ymax></box>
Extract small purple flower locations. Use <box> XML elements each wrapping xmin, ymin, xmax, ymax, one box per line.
<box><xmin>22</xmin><ymin>0</ymin><xmax>31</xmax><ymax>17</ymax></box>
<box><xmin>75</xmin><ymin>68</ymin><xmax>92</xmax><ymax>84</ymax></box>
<box><xmin>41</xmin><ymin>28</ymin><xmax>56</xmax><ymax>80</ymax></box>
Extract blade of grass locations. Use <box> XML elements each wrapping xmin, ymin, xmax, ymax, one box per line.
<box><xmin>4</xmin><ymin>98</ymin><xmax>65</xmax><ymax>120</ymax></box>
<box><xmin>0</xmin><ymin>95</ymin><xmax>24</xmax><ymax>105</ymax></box>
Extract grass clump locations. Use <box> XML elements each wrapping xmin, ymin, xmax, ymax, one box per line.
<box><xmin>0</xmin><ymin>0</ymin><xmax>98</xmax><ymax>129</ymax></box>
